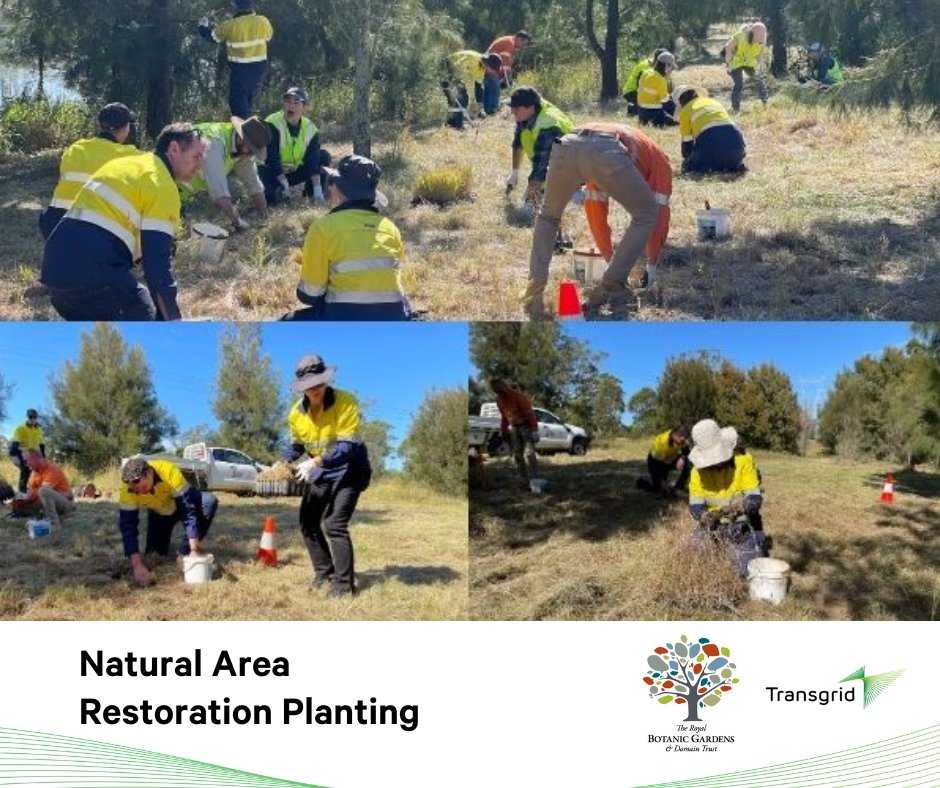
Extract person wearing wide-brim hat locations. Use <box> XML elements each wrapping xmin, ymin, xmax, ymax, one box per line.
<box><xmin>283</xmin><ymin>154</ymin><xmax>411</xmax><ymax>321</ymax></box>
<box><xmin>687</xmin><ymin>419</ymin><xmax>763</xmax><ymax>532</ymax></box>
<box><xmin>281</xmin><ymin>354</ymin><xmax>373</xmax><ymax>597</ymax></box>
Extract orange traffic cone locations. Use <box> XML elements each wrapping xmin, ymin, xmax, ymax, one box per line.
<box><xmin>879</xmin><ymin>474</ymin><xmax>894</xmax><ymax>504</ymax></box>
<box><xmin>556</xmin><ymin>279</ymin><xmax>584</xmax><ymax>320</ymax></box>
<box><xmin>257</xmin><ymin>516</ymin><xmax>278</xmax><ymax>566</ymax></box>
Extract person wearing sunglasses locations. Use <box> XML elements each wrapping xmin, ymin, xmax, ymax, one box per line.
<box><xmin>117</xmin><ymin>456</ymin><xmax>219</xmax><ymax>587</ymax></box>
<box><xmin>282</xmin><ymin>354</ymin><xmax>372</xmax><ymax>597</ymax></box>
<box><xmin>8</xmin><ymin>408</ymin><xmax>45</xmax><ymax>493</ymax></box>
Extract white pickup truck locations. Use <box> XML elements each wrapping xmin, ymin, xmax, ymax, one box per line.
<box><xmin>124</xmin><ymin>443</ymin><xmax>270</xmax><ymax>494</ymax></box>
<box><xmin>469</xmin><ymin>403</ymin><xmax>591</xmax><ymax>457</ymax></box>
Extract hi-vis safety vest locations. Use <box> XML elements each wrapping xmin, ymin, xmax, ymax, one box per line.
<box><xmin>637</xmin><ymin>68</ymin><xmax>669</xmax><ymax>109</ymax></box>
<box><xmin>689</xmin><ymin>454</ymin><xmax>761</xmax><ymax>511</ymax></box>
<box><xmin>118</xmin><ymin>459</ymin><xmax>191</xmax><ymax>517</ymax></box>
<box><xmin>265</xmin><ymin>112</ymin><xmax>317</xmax><ymax>172</ymax></box>
<box><xmin>288</xmin><ymin>390</ymin><xmax>363</xmax><ymax>457</ymax></box>
<box><xmin>649</xmin><ymin>430</ymin><xmax>682</xmax><ymax>464</ymax></box>
<box><xmin>730</xmin><ymin>30</ymin><xmax>764</xmax><ymax>69</ymax></box>
<box><xmin>65</xmin><ymin>152</ymin><xmax>180</xmax><ymax>261</ymax></box>
<box><xmin>180</xmin><ymin>122</ymin><xmax>236</xmax><ymax>197</ymax></box>
<box><xmin>622</xmin><ymin>57</ymin><xmax>652</xmax><ymax>95</ymax></box>
<box><xmin>678</xmin><ymin>96</ymin><xmax>734</xmax><ymax>142</ymax></box>
<box><xmin>212</xmin><ymin>13</ymin><xmax>273</xmax><ymax>64</ymax></box>
<box><xmin>519</xmin><ymin>101</ymin><xmax>574</xmax><ymax>160</ymax></box>
<box><xmin>300</xmin><ymin>207</ymin><xmax>405</xmax><ymax>306</ymax></box>
<box><xmin>50</xmin><ymin>137</ymin><xmax>138</xmax><ymax>210</ymax></box>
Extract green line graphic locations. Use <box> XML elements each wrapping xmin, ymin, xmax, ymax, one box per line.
<box><xmin>0</xmin><ymin>728</ymin><xmax>330</xmax><ymax>787</ymax></box>
<box><xmin>838</xmin><ymin>666</ymin><xmax>906</xmax><ymax>709</ymax></box>
<box><xmin>631</xmin><ymin>723</ymin><xmax>940</xmax><ymax>787</ymax></box>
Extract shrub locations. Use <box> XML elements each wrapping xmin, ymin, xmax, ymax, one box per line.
<box><xmin>413</xmin><ymin>162</ymin><xmax>472</xmax><ymax>206</ymax></box>
<box><xmin>0</xmin><ymin>95</ymin><xmax>93</xmax><ymax>154</ymax></box>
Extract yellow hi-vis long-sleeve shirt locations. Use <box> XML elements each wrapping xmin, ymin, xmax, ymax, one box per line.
<box><xmin>50</xmin><ymin>136</ymin><xmax>139</xmax><ymax>210</ymax></box>
<box><xmin>678</xmin><ymin>97</ymin><xmax>734</xmax><ymax>143</ymax></box>
<box><xmin>689</xmin><ymin>453</ymin><xmax>761</xmax><ymax>511</ymax></box>
<box><xmin>649</xmin><ymin>430</ymin><xmax>682</xmax><ymax>464</ymax></box>
<box><xmin>213</xmin><ymin>12</ymin><xmax>273</xmax><ymax>63</ymax></box>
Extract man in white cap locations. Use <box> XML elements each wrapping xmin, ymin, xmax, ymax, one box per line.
<box><xmin>724</xmin><ymin>21</ymin><xmax>769</xmax><ymax>112</ymax></box>
<box><xmin>283</xmin><ymin>354</ymin><xmax>372</xmax><ymax>597</ymax></box>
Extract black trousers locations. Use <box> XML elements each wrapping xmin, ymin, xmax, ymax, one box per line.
<box><xmin>144</xmin><ymin>492</ymin><xmax>218</xmax><ymax>557</ymax></box>
<box><xmin>647</xmin><ymin>453</ymin><xmax>690</xmax><ymax>490</ymax></box>
<box><xmin>299</xmin><ymin>469</ymin><xmax>370</xmax><ymax>590</ymax></box>
<box><xmin>16</xmin><ymin>454</ymin><xmax>30</xmax><ymax>493</ymax></box>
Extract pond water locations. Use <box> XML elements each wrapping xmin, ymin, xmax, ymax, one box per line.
<box><xmin>0</xmin><ymin>61</ymin><xmax>79</xmax><ymax>105</ymax></box>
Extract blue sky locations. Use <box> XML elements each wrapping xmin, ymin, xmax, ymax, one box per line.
<box><xmin>0</xmin><ymin>323</ymin><xmax>471</xmax><ymax>459</ymax></box>
<box><xmin>562</xmin><ymin>322</ymin><xmax>915</xmax><ymax>420</ymax></box>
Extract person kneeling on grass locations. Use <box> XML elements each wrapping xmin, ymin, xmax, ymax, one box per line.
<box><xmin>118</xmin><ymin>457</ymin><xmax>218</xmax><ymax>587</ymax></box>
<box><xmin>17</xmin><ymin>450</ymin><xmax>75</xmax><ymax>531</ymax></box>
<box><xmin>673</xmin><ymin>86</ymin><xmax>746</xmax><ymax>174</ymax></box>
<box><xmin>637</xmin><ymin>426</ymin><xmax>689</xmax><ymax>494</ymax></box>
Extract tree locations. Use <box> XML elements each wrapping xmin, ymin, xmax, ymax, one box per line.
<box><xmin>568</xmin><ymin>371</ymin><xmax>625</xmax><ymax>437</ymax></box>
<box><xmin>644</xmin><ymin>635</ymin><xmax>739</xmax><ymax>723</ymax></box>
<box><xmin>360</xmin><ymin>415</ymin><xmax>394</xmax><ymax>477</ymax></box>
<box><xmin>45</xmin><ymin>323</ymin><xmax>177</xmax><ymax>475</ymax></box>
<box><xmin>585</xmin><ymin>0</ymin><xmax>619</xmax><ymax>101</ymax></box>
<box><xmin>656</xmin><ymin>352</ymin><xmax>719</xmax><ymax>430</ymax></box>
<box><xmin>399</xmin><ymin>387</ymin><xmax>467</xmax><ymax>496</ymax></box>
<box><xmin>627</xmin><ymin>386</ymin><xmax>659</xmax><ymax>436</ymax></box>
<box><xmin>468</xmin><ymin>376</ymin><xmax>486</xmax><ymax>415</ymax></box>
<box><xmin>173</xmin><ymin>423</ymin><xmax>218</xmax><ymax>452</ymax></box>
<box><xmin>212</xmin><ymin>324</ymin><xmax>285</xmax><ymax>463</ymax></box>
<box><xmin>0</xmin><ymin>372</ymin><xmax>12</xmax><ymax>426</ymax></box>
<box><xmin>735</xmin><ymin>364</ymin><xmax>801</xmax><ymax>452</ymax></box>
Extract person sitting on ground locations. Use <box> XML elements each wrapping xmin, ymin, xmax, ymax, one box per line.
<box><xmin>118</xmin><ymin>456</ymin><xmax>219</xmax><ymax>587</ymax></box>
<box><xmin>8</xmin><ymin>408</ymin><xmax>45</xmax><ymax>493</ymax></box>
<box><xmin>687</xmin><ymin>419</ymin><xmax>763</xmax><ymax>534</ymax></box>
<box><xmin>724</xmin><ymin>21</ymin><xmax>769</xmax><ymax>112</ymax></box>
<box><xmin>800</xmin><ymin>42</ymin><xmax>844</xmax><ymax>86</ymax></box>
<box><xmin>39</xmin><ymin>102</ymin><xmax>139</xmax><ymax>240</ymax></box>
<box><xmin>41</xmin><ymin>123</ymin><xmax>205</xmax><ymax>321</ymax></box>
<box><xmin>622</xmin><ymin>48</ymin><xmax>666</xmax><ymax>116</ymax></box>
<box><xmin>673</xmin><ymin>85</ymin><xmax>746</xmax><ymax>174</ymax></box>
<box><xmin>260</xmin><ymin>87</ymin><xmax>331</xmax><ymax>207</ymax></box>
<box><xmin>18</xmin><ymin>450</ymin><xmax>75</xmax><ymax>532</ymax></box>
<box><xmin>490</xmin><ymin>378</ymin><xmax>540</xmax><ymax>486</ymax></box>
<box><xmin>181</xmin><ymin>117</ymin><xmax>270</xmax><ymax>232</ymax></box>
<box><xmin>637</xmin><ymin>426</ymin><xmax>690</xmax><ymax>494</ymax></box>
<box><xmin>283</xmin><ymin>154</ymin><xmax>411</xmax><ymax>321</ymax></box>
<box><xmin>637</xmin><ymin>51</ymin><xmax>678</xmax><ymax>127</ymax></box>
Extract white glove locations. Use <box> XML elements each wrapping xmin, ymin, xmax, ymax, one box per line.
<box><xmin>199</xmin><ymin>16</ymin><xmax>209</xmax><ymax>27</ymax></box>
<box><xmin>277</xmin><ymin>175</ymin><xmax>290</xmax><ymax>201</ymax></box>
<box><xmin>312</xmin><ymin>184</ymin><xmax>326</xmax><ymax>204</ymax></box>
<box><xmin>505</xmin><ymin>169</ymin><xmax>520</xmax><ymax>191</ymax></box>
<box><xmin>232</xmin><ymin>216</ymin><xmax>250</xmax><ymax>231</ymax></box>
<box><xmin>294</xmin><ymin>457</ymin><xmax>318</xmax><ymax>483</ymax></box>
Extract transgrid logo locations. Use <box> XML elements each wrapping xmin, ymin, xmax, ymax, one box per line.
<box><xmin>838</xmin><ymin>666</ymin><xmax>906</xmax><ymax>708</ymax></box>
<box><xmin>765</xmin><ymin>665</ymin><xmax>905</xmax><ymax>708</ymax></box>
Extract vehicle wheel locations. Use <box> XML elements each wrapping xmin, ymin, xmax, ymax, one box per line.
<box><xmin>569</xmin><ymin>439</ymin><xmax>588</xmax><ymax>456</ymax></box>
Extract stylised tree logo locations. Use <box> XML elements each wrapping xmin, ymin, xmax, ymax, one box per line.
<box><xmin>644</xmin><ymin>635</ymin><xmax>739</xmax><ymax>722</ymax></box>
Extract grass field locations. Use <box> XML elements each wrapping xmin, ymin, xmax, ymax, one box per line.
<box><xmin>0</xmin><ymin>473</ymin><xmax>467</xmax><ymax>621</ymax></box>
<box><xmin>1</xmin><ymin>62</ymin><xmax>937</xmax><ymax>321</ymax></box>
<box><xmin>469</xmin><ymin>437</ymin><xmax>940</xmax><ymax>621</ymax></box>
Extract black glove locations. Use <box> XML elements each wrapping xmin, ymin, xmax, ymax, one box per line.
<box><xmin>700</xmin><ymin>510</ymin><xmax>720</xmax><ymax>530</ymax></box>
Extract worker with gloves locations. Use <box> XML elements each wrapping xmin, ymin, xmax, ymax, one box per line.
<box><xmin>41</xmin><ymin>123</ymin><xmax>205</xmax><ymax>321</ymax></box>
<box><xmin>445</xmin><ymin>50</ymin><xmax>488</xmax><ymax>119</ymax></box>
<box><xmin>284</xmin><ymin>154</ymin><xmax>410</xmax><ymax>321</ymax></box>
<box><xmin>117</xmin><ymin>456</ymin><xmax>219</xmax><ymax>587</ymax></box>
<box><xmin>490</xmin><ymin>378</ymin><xmax>540</xmax><ymax>485</ymax></box>
<box><xmin>8</xmin><ymin>409</ymin><xmax>45</xmax><ymax>493</ymax></box>
<box><xmin>524</xmin><ymin>122</ymin><xmax>662</xmax><ymax>317</ymax></box>
<box><xmin>637</xmin><ymin>426</ymin><xmax>690</xmax><ymax>494</ymax></box>
<box><xmin>580</xmin><ymin>123</ymin><xmax>672</xmax><ymax>292</ymax></box>
<box><xmin>622</xmin><ymin>48</ymin><xmax>666</xmax><ymax>116</ymax></box>
<box><xmin>283</xmin><ymin>354</ymin><xmax>372</xmax><ymax>598</ymax></box>
<box><xmin>39</xmin><ymin>102</ymin><xmax>139</xmax><ymax>240</ymax></box>
<box><xmin>637</xmin><ymin>51</ymin><xmax>678</xmax><ymax>126</ymax></box>
<box><xmin>800</xmin><ymin>42</ymin><xmax>844</xmax><ymax>86</ymax></box>
<box><xmin>260</xmin><ymin>87</ymin><xmax>331</xmax><ymax>207</ymax></box>
<box><xmin>673</xmin><ymin>86</ymin><xmax>746</xmax><ymax>173</ymax></box>
<box><xmin>182</xmin><ymin>116</ymin><xmax>270</xmax><ymax>232</ymax></box>
<box><xmin>724</xmin><ymin>21</ymin><xmax>769</xmax><ymax>112</ymax></box>
<box><xmin>198</xmin><ymin>0</ymin><xmax>273</xmax><ymax>119</ymax></box>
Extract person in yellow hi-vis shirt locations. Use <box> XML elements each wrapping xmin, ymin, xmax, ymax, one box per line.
<box><xmin>198</xmin><ymin>0</ymin><xmax>273</xmax><ymax>118</ymax></box>
<box><xmin>723</xmin><ymin>21</ymin><xmax>768</xmax><ymax>112</ymax></box>
<box><xmin>118</xmin><ymin>457</ymin><xmax>219</xmax><ymax>587</ymax></box>
<box><xmin>8</xmin><ymin>408</ymin><xmax>45</xmax><ymax>493</ymax></box>
<box><xmin>284</xmin><ymin>154</ymin><xmax>411</xmax><ymax>321</ymax></box>
<box><xmin>637</xmin><ymin>426</ymin><xmax>690</xmax><ymax>495</ymax></box>
<box><xmin>282</xmin><ymin>354</ymin><xmax>373</xmax><ymax>597</ymax></box>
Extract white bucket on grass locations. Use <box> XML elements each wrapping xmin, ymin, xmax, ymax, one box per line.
<box><xmin>695</xmin><ymin>208</ymin><xmax>732</xmax><ymax>240</ymax></box>
<box><xmin>182</xmin><ymin>553</ymin><xmax>216</xmax><ymax>584</ymax></box>
<box><xmin>27</xmin><ymin>519</ymin><xmax>51</xmax><ymax>539</ymax></box>
<box><xmin>529</xmin><ymin>478</ymin><xmax>549</xmax><ymax>494</ymax></box>
<box><xmin>747</xmin><ymin>557</ymin><xmax>790</xmax><ymax>604</ymax></box>
<box><xmin>571</xmin><ymin>249</ymin><xmax>607</xmax><ymax>286</ymax></box>
<box><xmin>189</xmin><ymin>222</ymin><xmax>229</xmax><ymax>263</ymax></box>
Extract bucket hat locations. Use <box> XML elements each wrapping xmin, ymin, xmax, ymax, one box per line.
<box><xmin>291</xmin><ymin>354</ymin><xmax>337</xmax><ymax>392</ymax></box>
<box><xmin>689</xmin><ymin>419</ymin><xmax>738</xmax><ymax>469</ymax></box>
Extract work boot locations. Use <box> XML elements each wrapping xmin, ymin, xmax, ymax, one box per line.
<box><xmin>522</xmin><ymin>277</ymin><xmax>548</xmax><ymax>320</ymax></box>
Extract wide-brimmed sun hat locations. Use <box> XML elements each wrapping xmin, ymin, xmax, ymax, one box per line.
<box><xmin>689</xmin><ymin>419</ymin><xmax>738</xmax><ymax>469</ymax></box>
<box><xmin>291</xmin><ymin>354</ymin><xmax>337</xmax><ymax>392</ymax></box>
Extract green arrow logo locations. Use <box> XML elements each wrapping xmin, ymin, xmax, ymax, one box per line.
<box><xmin>838</xmin><ymin>666</ymin><xmax>905</xmax><ymax>708</ymax></box>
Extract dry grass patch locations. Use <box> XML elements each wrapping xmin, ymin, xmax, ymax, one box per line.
<box><xmin>0</xmin><ymin>476</ymin><xmax>467</xmax><ymax>621</ymax></box>
<box><xmin>469</xmin><ymin>437</ymin><xmax>940</xmax><ymax>621</ymax></box>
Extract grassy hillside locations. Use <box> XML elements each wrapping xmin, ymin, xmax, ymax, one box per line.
<box><xmin>1</xmin><ymin>62</ymin><xmax>937</xmax><ymax>321</ymax></box>
<box><xmin>0</xmin><ymin>470</ymin><xmax>468</xmax><ymax>621</ymax></box>
<box><xmin>469</xmin><ymin>436</ymin><xmax>940</xmax><ymax>621</ymax></box>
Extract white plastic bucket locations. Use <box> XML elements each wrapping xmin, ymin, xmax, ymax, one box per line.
<box><xmin>182</xmin><ymin>553</ymin><xmax>216</xmax><ymax>584</ymax></box>
<box><xmin>695</xmin><ymin>208</ymin><xmax>732</xmax><ymax>240</ymax></box>
<box><xmin>189</xmin><ymin>222</ymin><xmax>229</xmax><ymax>263</ymax></box>
<box><xmin>747</xmin><ymin>557</ymin><xmax>790</xmax><ymax>604</ymax></box>
<box><xmin>529</xmin><ymin>478</ymin><xmax>549</xmax><ymax>494</ymax></box>
<box><xmin>27</xmin><ymin>519</ymin><xmax>51</xmax><ymax>539</ymax></box>
<box><xmin>571</xmin><ymin>250</ymin><xmax>607</xmax><ymax>285</ymax></box>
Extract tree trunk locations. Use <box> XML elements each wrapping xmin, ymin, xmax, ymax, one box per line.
<box><xmin>764</xmin><ymin>0</ymin><xmax>789</xmax><ymax>78</ymax></box>
<box><xmin>145</xmin><ymin>0</ymin><xmax>173</xmax><ymax>139</ymax></box>
<box><xmin>352</xmin><ymin>0</ymin><xmax>372</xmax><ymax>157</ymax></box>
<box><xmin>585</xmin><ymin>0</ymin><xmax>620</xmax><ymax>102</ymax></box>
<box><xmin>36</xmin><ymin>50</ymin><xmax>45</xmax><ymax>97</ymax></box>
<box><xmin>682</xmin><ymin>691</ymin><xmax>701</xmax><ymax>722</ymax></box>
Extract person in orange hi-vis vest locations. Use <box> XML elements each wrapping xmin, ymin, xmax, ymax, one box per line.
<box><xmin>580</xmin><ymin>123</ymin><xmax>672</xmax><ymax>290</ymax></box>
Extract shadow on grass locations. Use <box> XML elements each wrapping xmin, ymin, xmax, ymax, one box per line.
<box><xmin>357</xmin><ymin>564</ymin><xmax>461</xmax><ymax>589</ymax></box>
<box><xmin>470</xmin><ymin>457</ymin><xmax>682</xmax><ymax>549</ymax></box>
<box><xmin>864</xmin><ymin>470</ymin><xmax>940</xmax><ymax>500</ymax></box>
